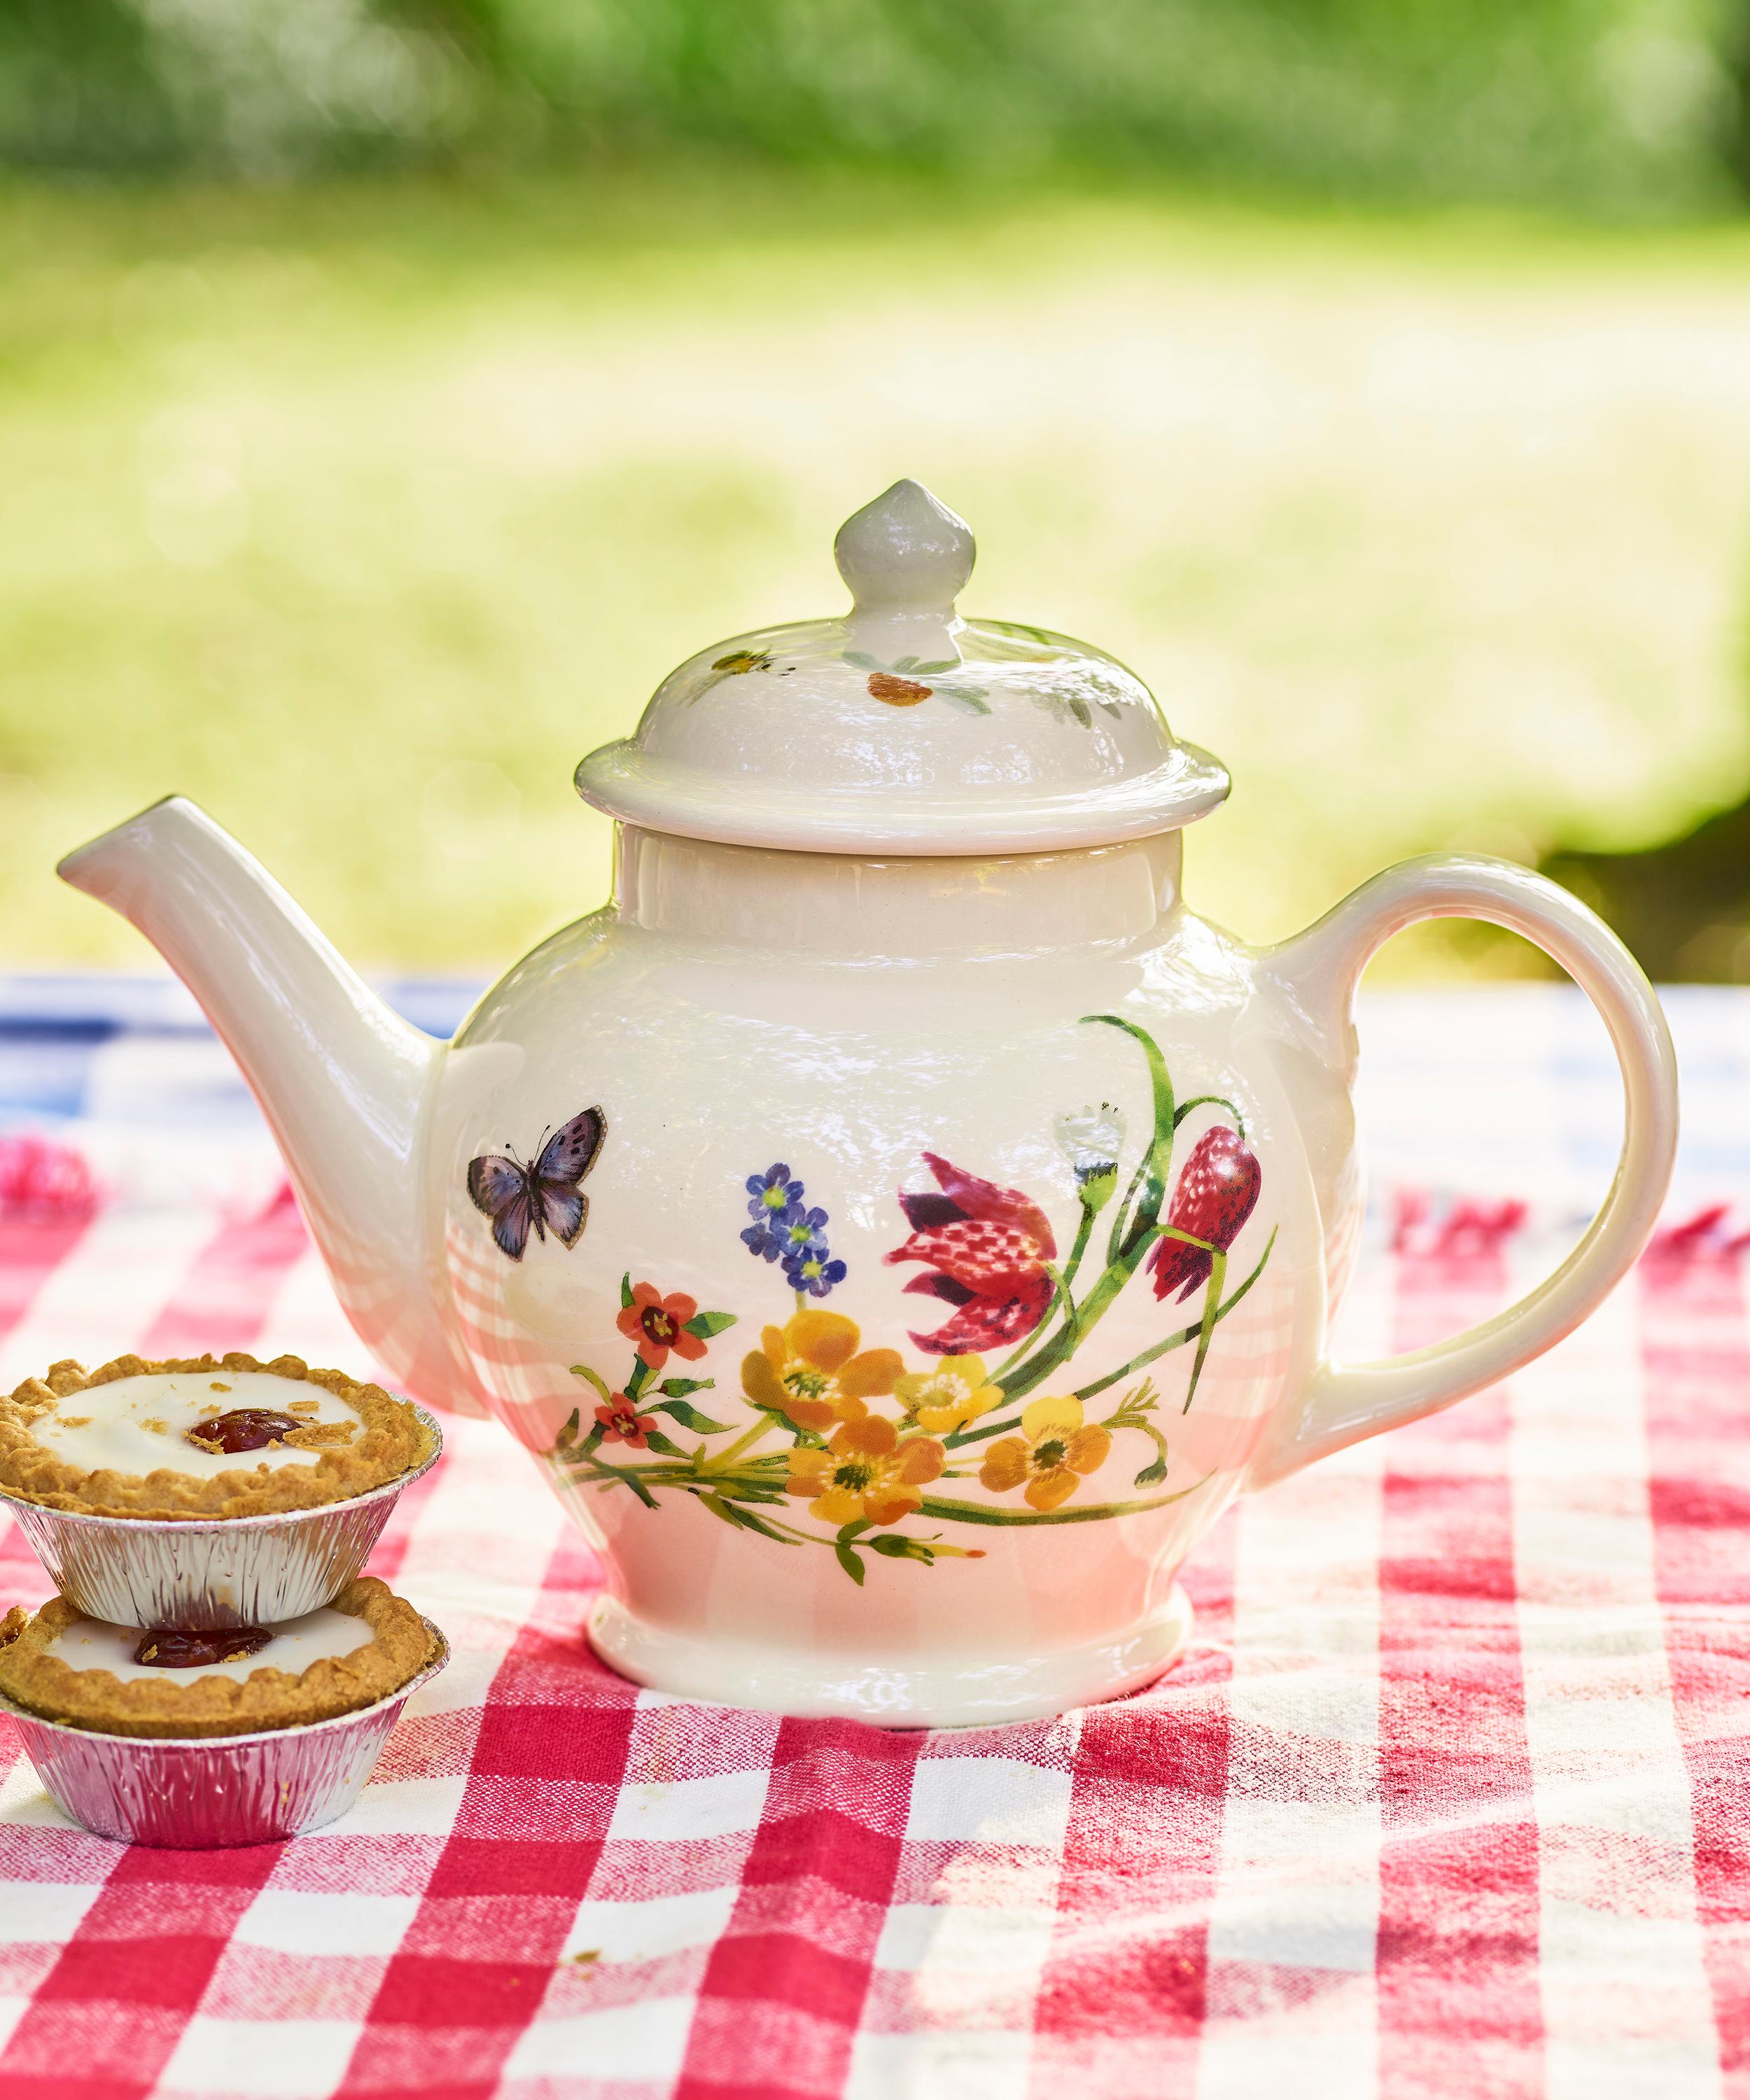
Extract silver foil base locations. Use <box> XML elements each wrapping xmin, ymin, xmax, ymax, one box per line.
<box><xmin>0</xmin><ymin>1402</ymin><xmax>441</xmax><ymax>1629</ymax></box>
<box><xmin>0</xmin><ymin>1620</ymin><xmax>448</xmax><ymax>1847</ymax></box>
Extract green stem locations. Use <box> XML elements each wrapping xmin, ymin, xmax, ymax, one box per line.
<box><xmin>916</xmin><ymin>1471</ymin><xmax>1212</xmax><ymax>1527</ymax></box>
<box><xmin>994</xmin><ymin>1223</ymin><xmax>1159</xmax><ymax>1403</ymax></box>
<box><xmin>991</xmin><ymin>1302</ymin><xmax>1058</xmax><ymax>1386</ymax></box>
<box><xmin>1060</xmin><ymin>1208</ymin><xmax>1096</xmax><ymax>1294</ymax></box>
<box><xmin>1173</xmin><ymin>1093</ymin><xmax>1246</xmax><ymax>1137</ymax></box>
<box><xmin>995</xmin><ymin>1015</ymin><xmax>1180</xmax><ymax>1403</ymax></box>
<box><xmin>1085</xmin><ymin>1014</ymin><xmax>1177</xmax><ymax>1243</ymax></box>
<box><xmin>1070</xmin><ymin>1228</ymin><xmax>1278</xmax><ymax>1404</ymax></box>
<box><xmin>944</xmin><ymin>1408</ymin><xmax>1025</xmax><ymax>1450</ymax></box>
<box><xmin>701</xmin><ymin>1411</ymin><xmax>783</xmax><ymax>1474</ymax></box>
<box><xmin>1105</xmin><ymin>1148</ymin><xmax>1153</xmax><ymax>1267</ymax></box>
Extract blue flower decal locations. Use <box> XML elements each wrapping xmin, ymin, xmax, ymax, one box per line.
<box><xmin>785</xmin><ymin>1250</ymin><xmax>848</xmax><ymax>1298</ymax></box>
<box><xmin>739</xmin><ymin>1162</ymin><xmax>846</xmax><ymax>1296</ymax></box>
<box><xmin>776</xmin><ymin>1203</ymin><xmax>830</xmax><ymax>1260</ymax></box>
<box><xmin>747</xmin><ymin>1162</ymin><xmax>801</xmax><ymax>1220</ymax></box>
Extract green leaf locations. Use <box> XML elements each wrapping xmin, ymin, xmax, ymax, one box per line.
<box><xmin>683</xmin><ymin>1309</ymin><xmax>738</xmax><ymax>1340</ymax></box>
<box><xmin>912</xmin><ymin>659</ymin><xmax>959</xmax><ymax>674</ymax></box>
<box><xmin>554</xmin><ymin>1408</ymin><xmax>580</xmax><ymax>1450</ymax></box>
<box><xmin>658</xmin><ymin>1376</ymin><xmax>715</xmax><ymax>1397</ymax></box>
<box><xmin>892</xmin><ymin>654</ymin><xmax>918</xmax><ymax>672</ymax></box>
<box><xmin>596</xmin><ymin>1462</ymin><xmax>657</xmax><ymax>1508</ymax></box>
<box><xmin>652</xmin><ymin>1396</ymin><xmax>733</xmax><ymax>1434</ymax></box>
<box><xmin>841</xmin><ymin>650</ymin><xmax>879</xmax><ymax>670</ymax></box>
<box><xmin>699</xmin><ymin>1491</ymin><xmax>797</xmax><ymax>1543</ymax></box>
<box><xmin>642</xmin><ymin>1428</ymin><xmax>689</xmax><ymax>1459</ymax></box>
<box><xmin>1181</xmin><ymin>1246</ymin><xmax>1226</xmax><ymax>1416</ymax></box>
<box><xmin>937</xmin><ymin>687</ymin><xmax>991</xmax><ymax>716</ymax></box>
<box><xmin>568</xmin><ymin>1362</ymin><xmax>613</xmax><ymax>1404</ymax></box>
<box><xmin>620</xmin><ymin>1273</ymin><xmax>635</xmax><ymax>1309</ymax></box>
<box><xmin>1133</xmin><ymin>1455</ymin><xmax>1168</xmax><ymax>1488</ymax></box>
<box><xmin>834</xmin><ymin>1542</ymin><xmax>867</xmax><ymax>1585</ymax></box>
<box><xmin>1069</xmin><ymin>695</ymin><xmax>1093</xmax><ymax>728</ymax></box>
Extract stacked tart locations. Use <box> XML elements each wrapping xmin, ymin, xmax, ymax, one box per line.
<box><xmin>0</xmin><ymin>1352</ymin><xmax>431</xmax><ymax>1518</ymax></box>
<box><xmin>0</xmin><ymin>1352</ymin><xmax>444</xmax><ymax>1842</ymax></box>
<box><xmin>0</xmin><ymin>1578</ymin><xmax>431</xmax><ymax>1740</ymax></box>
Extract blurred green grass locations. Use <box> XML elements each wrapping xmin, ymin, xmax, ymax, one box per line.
<box><xmin>5</xmin><ymin>169</ymin><xmax>1750</xmax><ymax>977</ymax></box>
<box><xmin>6</xmin><ymin>0</ymin><xmax>1737</xmax><ymax>214</ymax></box>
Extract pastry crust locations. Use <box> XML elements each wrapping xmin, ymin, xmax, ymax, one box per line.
<box><xmin>0</xmin><ymin>1353</ymin><xmax>433</xmax><ymax>1519</ymax></box>
<box><xmin>0</xmin><ymin>1577</ymin><xmax>436</xmax><ymax>1739</ymax></box>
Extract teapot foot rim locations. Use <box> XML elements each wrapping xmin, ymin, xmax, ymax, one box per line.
<box><xmin>584</xmin><ymin>1587</ymin><xmax>1193</xmax><ymax>1730</ymax></box>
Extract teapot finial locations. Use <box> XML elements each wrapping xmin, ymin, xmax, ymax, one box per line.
<box><xmin>834</xmin><ymin>479</ymin><xmax>974</xmax><ymax>617</ymax></box>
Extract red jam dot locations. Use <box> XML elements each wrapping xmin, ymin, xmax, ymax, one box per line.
<box><xmin>132</xmin><ymin>1626</ymin><xmax>273</xmax><ymax>1668</ymax></box>
<box><xmin>186</xmin><ymin>1407</ymin><xmax>302</xmax><ymax>1453</ymax></box>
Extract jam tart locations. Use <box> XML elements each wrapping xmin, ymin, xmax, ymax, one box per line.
<box><xmin>0</xmin><ymin>1352</ymin><xmax>433</xmax><ymax>1520</ymax></box>
<box><xmin>0</xmin><ymin>1576</ymin><xmax>435</xmax><ymax>1740</ymax></box>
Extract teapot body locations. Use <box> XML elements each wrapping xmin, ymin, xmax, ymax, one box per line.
<box><xmin>428</xmin><ymin>826</ymin><xmax>1354</xmax><ymax>1725</ymax></box>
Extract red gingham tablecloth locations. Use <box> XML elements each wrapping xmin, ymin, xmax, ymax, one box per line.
<box><xmin>1</xmin><ymin>981</ymin><xmax>1747</xmax><ymax>2099</ymax></box>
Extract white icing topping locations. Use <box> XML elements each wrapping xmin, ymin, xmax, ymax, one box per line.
<box><xmin>30</xmin><ymin>1371</ymin><xmax>363</xmax><ymax>1479</ymax></box>
<box><xmin>46</xmin><ymin>1606</ymin><xmax>374</xmax><ymax>1686</ymax></box>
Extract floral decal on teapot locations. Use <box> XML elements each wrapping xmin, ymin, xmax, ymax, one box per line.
<box><xmin>671</xmin><ymin>617</ymin><xmax>1140</xmax><ymax>729</ymax></box>
<box><xmin>841</xmin><ymin>650</ymin><xmax>993</xmax><ymax>717</ymax></box>
<box><xmin>543</xmin><ymin>1014</ymin><xmax>1275</xmax><ymax>1584</ymax></box>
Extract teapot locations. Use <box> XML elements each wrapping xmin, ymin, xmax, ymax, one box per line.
<box><xmin>58</xmin><ymin>481</ymin><xmax>1678</xmax><ymax>1726</ymax></box>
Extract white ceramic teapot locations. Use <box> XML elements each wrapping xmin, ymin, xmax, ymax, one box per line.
<box><xmin>60</xmin><ymin>482</ymin><xmax>1677</xmax><ymax>1725</ymax></box>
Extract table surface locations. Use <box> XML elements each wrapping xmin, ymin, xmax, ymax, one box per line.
<box><xmin>0</xmin><ymin>978</ymin><xmax>1746</xmax><ymax>2100</ymax></box>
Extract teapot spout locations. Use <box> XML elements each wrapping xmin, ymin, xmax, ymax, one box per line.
<box><xmin>59</xmin><ymin>797</ymin><xmax>474</xmax><ymax>1411</ymax></box>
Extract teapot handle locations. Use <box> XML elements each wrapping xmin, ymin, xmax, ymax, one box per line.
<box><xmin>1246</xmin><ymin>853</ymin><xmax>1678</xmax><ymax>1490</ymax></box>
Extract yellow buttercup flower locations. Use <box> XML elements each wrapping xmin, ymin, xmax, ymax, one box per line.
<box><xmin>893</xmin><ymin>1354</ymin><xmax>1002</xmax><ymax>1436</ymax></box>
<box><xmin>741</xmin><ymin>1309</ymin><xmax>902</xmax><ymax>1433</ymax></box>
<box><xmin>786</xmin><ymin>1415</ymin><xmax>946</xmax><ymax>1527</ymax></box>
<box><xmin>979</xmin><ymin>1395</ymin><xmax>1111</xmax><ymax>1512</ymax></box>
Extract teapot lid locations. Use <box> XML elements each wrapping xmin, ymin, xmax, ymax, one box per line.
<box><xmin>575</xmin><ymin>480</ymin><xmax>1228</xmax><ymax>856</ymax></box>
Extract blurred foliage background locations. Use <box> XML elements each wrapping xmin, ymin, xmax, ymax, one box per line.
<box><xmin>4</xmin><ymin>0</ymin><xmax>1750</xmax><ymax>977</ymax></box>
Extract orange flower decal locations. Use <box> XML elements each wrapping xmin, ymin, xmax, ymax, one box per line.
<box><xmin>979</xmin><ymin>1396</ymin><xmax>1110</xmax><ymax>1511</ymax></box>
<box><xmin>786</xmin><ymin>1415</ymin><xmax>946</xmax><ymax>1526</ymax></box>
<box><xmin>867</xmin><ymin>671</ymin><xmax>932</xmax><ymax>706</ymax></box>
<box><xmin>594</xmin><ymin>1396</ymin><xmax>657</xmax><ymax>1448</ymax></box>
<box><xmin>617</xmin><ymin>1282</ymin><xmax>707</xmax><ymax>1370</ymax></box>
<box><xmin>742</xmin><ymin>1309</ymin><xmax>902</xmax><ymax>1432</ymax></box>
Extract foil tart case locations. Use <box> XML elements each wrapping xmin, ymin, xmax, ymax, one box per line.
<box><xmin>0</xmin><ymin>1618</ymin><xmax>449</xmax><ymax>1847</ymax></box>
<box><xmin>0</xmin><ymin>1402</ymin><xmax>442</xmax><ymax>1630</ymax></box>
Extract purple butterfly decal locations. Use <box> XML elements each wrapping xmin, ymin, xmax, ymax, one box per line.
<box><xmin>467</xmin><ymin>1107</ymin><xmax>607</xmax><ymax>1262</ymax></box>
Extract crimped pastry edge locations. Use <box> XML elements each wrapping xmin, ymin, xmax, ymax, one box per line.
<box><xmin>0</xmin><ymin>1576</ymin><xmax>436</xmax><ymax>1739</ymax></box>
<box><xmin>0</xmin><ymin>1352</ymin><xmax>433</xmax><ymax>1519</ymax></box>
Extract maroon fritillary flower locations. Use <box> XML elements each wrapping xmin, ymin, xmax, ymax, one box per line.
<box><xmin>886</xmin><ymin>1152</ymin><xmax>1058</xmax><ymax>1357</ymax></box>
<box><xmin>1149</xmin><ymin>1126</ymin><xmax>1261</xmax><ymax>1301</ymax></box>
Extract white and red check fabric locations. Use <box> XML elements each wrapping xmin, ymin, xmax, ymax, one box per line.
<box><xmin>0</xmin><ymin>979</ymin><xmax>1746</xmax><ymax>2099</ymax></box>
